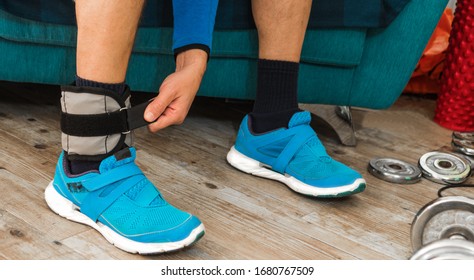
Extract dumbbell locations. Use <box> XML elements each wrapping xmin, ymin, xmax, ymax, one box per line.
<box><xmin>410</xmin><ymin>196</ymin><xmax>474</xmax><ymax>259</ymax></box>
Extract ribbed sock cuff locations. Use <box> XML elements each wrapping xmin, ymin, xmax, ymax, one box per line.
<box><xmin>252</xmin><ymin>59</ymin><xmax>300</xmax><ymax>114</ymax></box>
<box><xmin>75</xmin><ymin>75</ymin><xmax>126</xmax><ymax>95</ymax></box>
<box><xmin>249</xmin><ymin>108</ymin><xmax>301</xmax><ymax>133</ymax></box>
<box><xmin>251</xmin><ymin>59</ymin><xmax>300</xmax><ymax>133</ymax></box>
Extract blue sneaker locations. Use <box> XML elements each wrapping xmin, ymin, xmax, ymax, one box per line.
<box><xmin>227</xmin><ymin>111</ymin><xmax>366</xmax><ymax>197</ymax></box>
<box><xmin>45</xmin><ymin>147</ymin><xmax>205</xmax><ymax>254</ymax></box>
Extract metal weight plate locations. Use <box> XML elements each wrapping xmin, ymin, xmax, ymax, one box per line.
<box><xmin>465</xmin><ymin>156</ymin><xmax>474</xmax><ymax>170</ymax></box>
<box><xmin>411</xmin><ymin>196</ymin><xmax>474</xmax><ymax>251</ymax></box>
<box><xmin>368</xmin><ymin>158</ymin><xmax>421</xmax><ymax>184</ymax></box>
<box><xmin>452</xmin><ymin>153</ymin><xmax>474</xmax><ymax>170</ymax></box>
<box><xmin>418</xmin><ymin>152</ymin><xmax>471</xmax><ymax>184</ymax></box>
<box><xmin>452</xmin><ymin>139</ymin><xmax>474</xmax><ymax>156</ymax></box>
<box><xmin>452</xmin><ymin>131</ymin><xmax>474</xmax><ymax>142</ymax></box>
<box><xmin>452</xmin><ymin>132</ymin><xmax>474</xmax><ymax>156</ymax></box>
<box><xmin>410</xmin><ymin>239</ymin><xmax>474</xmax><ymax>260</ymax></box>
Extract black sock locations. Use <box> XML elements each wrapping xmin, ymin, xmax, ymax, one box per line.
<box><xmin>68</xmin><ymin>75</ymin><xmax>126</xmax><ymax>174</ymax></box>
<box><xmin>75</xmin><ymin>75</ymin><xmax>126</xmax><ymax>95</ymax></box>
<box><xmin>250</xmin><ymin>59</ymin><xmax>301</xmax><ymax>133</ymax></box>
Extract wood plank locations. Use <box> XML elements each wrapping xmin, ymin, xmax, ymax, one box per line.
<box><xmin>0</xmin><ymin>208</ymin><xmax>85</xmax><ymax>259</ymax></box>
<box><xmin>0</xmin><ymin>167</ymin><xmax>90</xmax><ymax>241</ymax></box>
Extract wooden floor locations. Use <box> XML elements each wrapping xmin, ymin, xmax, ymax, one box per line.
<box><xmin>0</xmin><ymin>81</ymin><xmax>472</xmax><ymax>260</ymax></box>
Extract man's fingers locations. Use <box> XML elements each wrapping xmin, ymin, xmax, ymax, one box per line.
<box><xmin>147</xmin><ymin>111</ymin><xmax>179</xmax><ymax>133</ymax></box>
<box><xmin>144</xmin><ymin>98</ymin><xmax>166</xmax><ymax>122</ymax></box>
<box><xmin>144</xmin><ymin>82</ymin><xmax>176</xmax><ymax>122</ymax></box>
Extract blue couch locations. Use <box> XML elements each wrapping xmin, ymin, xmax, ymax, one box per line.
<box><xmin>0</xmin><ymin>0</ymin><xmax>447</xmax><ymax>109</ymax></box>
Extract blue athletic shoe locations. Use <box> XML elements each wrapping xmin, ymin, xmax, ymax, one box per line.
<box><xmin>227</xmin><ymin>111</ymin><xmax>366</xmax><ymax>197</ymax></box>
<box><xmin>45</xmin><ymin>147</ymin><xmax>205</xmax><ymax>254</ymax></box>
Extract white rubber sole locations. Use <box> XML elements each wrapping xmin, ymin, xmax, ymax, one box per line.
<box><xmin>227</xmin><ymin>146</ymin><xmax>366</xmax><ymax>197</ymax></box>
<box><xmin>44</xmin><ymin>181</ymin><xmax>205</xmax><ymax>255</ymax></box>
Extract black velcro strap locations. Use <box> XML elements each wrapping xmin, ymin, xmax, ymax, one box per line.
<box><xmin>61</xmin><ymin>100</ymin><xmax>157</xmax><ymax>137</ymax></box>
<box><xmin>61</xmin><ymin>111</ymin><xmax>128</xmax><ymax>137</ymax></box>
<box><xmin>127</xmin><ymin>99</ymin><xmax>156</xmax><ymax>131</ymax></box>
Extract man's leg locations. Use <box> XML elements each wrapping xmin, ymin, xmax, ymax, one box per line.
<box><xmin>250</xmin><ymin>0</ymin><xmax>311</xmax><ymax>133</ymax></box>
<box><xmin>76</xmin><ymin>0</ymin><xmax>141</xmax><ymax>84</ymax></box>
<box><xmin>252</xmin><ymin>0</ymin><xmax>310</xmax><ymax>62</ymax></box>
<box><xmin>70</xmin><ymin>0</ymin><xmax>143</xmax><ymax>174</ymax></box>
<box><xmin>227</xmin><ymin>0</ymin><xmax>366</xmax><ymax>198</ymax></box>
<box><xmin>45</xmin><ymin>0</ymin><xmax>205</xmax><ymax>254</ymax></box>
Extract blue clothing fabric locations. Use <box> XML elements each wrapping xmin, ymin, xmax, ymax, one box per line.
<box><xmin>172</xmin><ymin>0</ymin><xmax>218</xmax><ymax>51</ymax></box>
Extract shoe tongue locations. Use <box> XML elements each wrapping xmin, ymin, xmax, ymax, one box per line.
<box><xmin>288</xmin><ymin>111</ymin><xmax>311</xmax><ymax>128</ymax></box>
<box><xmin>99</xmin><ymin>147</ymin><xmax>136</xmax><ymax>173</ymax></box>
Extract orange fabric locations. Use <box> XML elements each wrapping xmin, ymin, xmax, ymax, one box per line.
<box><xmin>404</xmin><ymin>8</ymin><xmax>453</xmax><ymax>94</ymax></box>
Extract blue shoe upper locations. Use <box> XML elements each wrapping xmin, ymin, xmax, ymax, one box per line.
<box><xmin>234</xmin><ymin>111</ymin><xmax>363</xmax><ymax>188</ymax></box>
<box><xmin>53</xmin><ymin>147</ymin><xmax>201</xmax><ymax>243</ymax></box>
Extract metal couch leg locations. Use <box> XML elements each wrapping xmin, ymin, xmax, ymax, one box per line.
<box><xmin>299</xmin><ymin>104</ymin><xmax>357</xmax><ymax>146</ymax></box>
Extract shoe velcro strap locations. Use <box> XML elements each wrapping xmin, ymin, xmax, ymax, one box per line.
<box><xmin>272</xmin><ymin>126</ymin><xmax>316</xmax><ymax>174</ymax></box>
<box><xmin>81</xmin><ymin>174</ymin><xmax>145</xmax><ymax>222</ymax></box>
<box><xmin>80</xmin><ymin>162</ymin><xmax>144</xmax><ymax>221</ymax></box>
<box><xmin>61</xmin><ymin>100</ymin><xmax>155</xmax><ymax>137</ymax></box>
<box><xmin>82</xmin><ymin>163</ymin><xmax>143</xmax><ymax>192</ymax></box>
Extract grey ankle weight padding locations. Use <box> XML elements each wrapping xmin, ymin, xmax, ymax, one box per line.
<box><xmin>60</xmin><ymin>86</ymin><xmax>133</xmax><ymax>161</ymax></box>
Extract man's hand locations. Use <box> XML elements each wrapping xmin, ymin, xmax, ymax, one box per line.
<box><xmin>144</xmin><ymin>49</ymin><xmax>207</xmax><ymax>133</ymax></box>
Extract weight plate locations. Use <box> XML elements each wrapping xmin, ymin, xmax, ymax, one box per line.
<box><xmin>452</xmin><ymin>131</ymin><xmax>474</xmax><ymax>142</ymax></box>
<box><xmin>452</xmin><ymin>139</ymin><xmax>474</xmax><ymax>156</ymax></box>
<box><xmin>410</xmin><ymin>239</ymin><xmax>474</xmax><ymax>260</ymax></box>
<box><xmin>422</xmin><ymin>209</ymin><xmax>474</xmax><ymax>244</ymax></box>
<box><xmin>411</xmin><ymin>196</ymin><xmax>474</xmax><ymax>251</ymax></box>
<box><xmin>452</xmin><ymin>136</ymin><xmax>474</xmax><ymax>148</ymax></box>
<box><xmin>418</xmin><ymin>152</ymin><xmax>471</xmax><ymax>184</ymax></box>
<box><xmin>452</xmin><ymin>153</ymin><xmax>474</xmax><ymax>170</ymax></box>
<box><xmin>368</xmin><ymin>158</ymin><xmax>421</xmax><ymax>184</ymax></box>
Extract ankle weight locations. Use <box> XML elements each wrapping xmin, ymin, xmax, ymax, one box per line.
<box><xmin>60</xmin><ymin>85</ymin><xmax>152</xmax><ymax>161</ymax></box>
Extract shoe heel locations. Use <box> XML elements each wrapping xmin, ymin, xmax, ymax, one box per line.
<box><xmin>45</xmin><ymin>182</ymin><xmax>92</xmax><ymax>225</ymax></box>
<box><xmin>227</xmin><ymin>146</ymin><xmax>282</xmax><ymax>180</ymax></box>
<box><xmin>227</xmin><ymin>146</ymin><xmax>262</xmax><ymax>173</ymax></box>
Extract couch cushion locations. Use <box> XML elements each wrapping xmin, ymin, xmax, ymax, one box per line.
<box><xmin>0</xmin><ymin>9</ymin><xmax>366</xmax><ymax>67</ymax></box>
